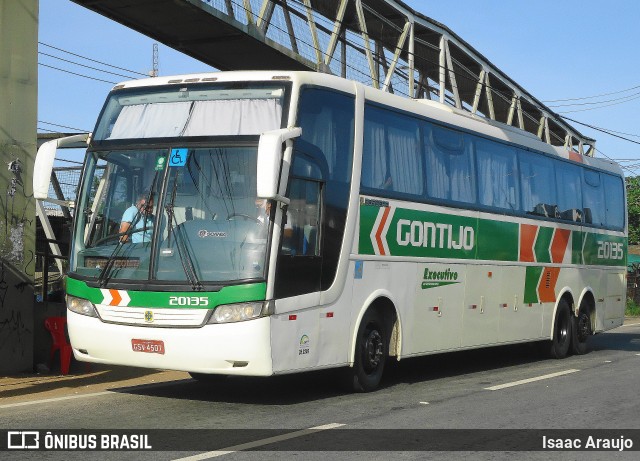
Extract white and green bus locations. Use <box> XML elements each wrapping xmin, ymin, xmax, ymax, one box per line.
<box><xmin>39</xmin><ymin>71</ymin><xmax>626</xmax><ymax>391</ymax></box>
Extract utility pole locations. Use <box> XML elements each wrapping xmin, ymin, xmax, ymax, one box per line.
<box><xmin>149</xmin><ymin>43</ymin><xmax>159</xmax><ymax>77</ymax></box>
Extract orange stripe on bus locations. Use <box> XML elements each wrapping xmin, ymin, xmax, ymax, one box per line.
<box><xmin>109</xmin><ymin>289</ymin><xmax>122</xmax><ymax>306</ymax></box>
<box><xmin>519</xmin><ymin>224</ymin><xmax>538</xmax><ymax>262</ymax></box>
<box><xmin>550</xmin><ymin>229</ymin><xmax>571</xmax><ymax>263</ymax></box>
<box><xmin>375</xmin><ymin>207</ymin><xmax>391</xmax><ymax>256</ymax></box>
<box><xmin>538</xmin><ymin>267</ymin><xmax>560</xmax><ymax>303</ymax></box>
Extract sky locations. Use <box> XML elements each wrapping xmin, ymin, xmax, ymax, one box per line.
<box><xmin>38</xmin><ymin>0</ymin><xmax>640</xmax><ymax>174</ymax></box>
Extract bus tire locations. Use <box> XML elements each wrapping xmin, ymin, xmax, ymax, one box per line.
<box><xmin>549</xmin><ymin>299</ymin><xmax>571</xmax><ymax>359</ymax></box>
<box><xmin>571</xmin><ymin>307</ymin><xmax>591</xmax><ymax>355</ymax></box>
<box><xmin>345</xmin><ymin>309</ymin><xmax>388</xmax><ymax>392</ymax></box>
<box><xmin>189</xmin><ymin>372</ymin><xmax>227</xmax><ymax>384</ymax></box>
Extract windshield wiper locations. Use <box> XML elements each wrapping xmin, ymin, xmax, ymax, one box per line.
<box><xmin>164</xmin><ymin>173</ymin><xmax>203</xmax><ymax>291</ymax></box>
<box><xmin>95</xmin><ymin>212</ymin><xmax>140</xmax><ymax>287</ymax></box>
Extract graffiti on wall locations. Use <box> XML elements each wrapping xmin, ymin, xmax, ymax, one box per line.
<box><xmin>0</xmin><ymin>156</ymin><xmax>35</xmax><ymax>363</ymax></box>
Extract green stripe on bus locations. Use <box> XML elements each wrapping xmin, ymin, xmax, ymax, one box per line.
<box><xmin>571</xmin><ymin>230</ymin><xmax>584</xmax><ymax>265</ymax></box>
<box><xmin>358</xmin><ymin>203</ymin><xmax>627</xmax><ymax>267</ymax></box>
<box><xmin>476</xmin><ymin>219</ymin><xmax>518</xmax><ymax>261</ymax></box>
<box><xmin>582</xmin><ymin>232</ymin><xmax>627</xmax><ymax>266</ymax></box>
<box><xmin>358</xmin><ymin>205</ymin><xmax>378</xmax><ymax>255</ymax></box>
<box><xmin>66</xmin><ymin>277</ymin><xmax>267</xmax><ymax>309</ymax></box>
<box><xmin>523</xmin><ymin>266</ymin><xmax>543</xmax><ymax>304</ymax></box>
<box><xmin>65</xmin><ymin>278</ymin><xmax>102</xmax><ymax>304</ymax></box>
<box><xmin>534</xmin><ymin>227</ymin><xmax>554</xmax><ymax>263</ymax></box>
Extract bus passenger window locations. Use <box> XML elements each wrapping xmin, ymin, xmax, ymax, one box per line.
<box><xmin>475</xmin><ymin>138</ymin><xmax>518</xmax><ymax>211</ymax></box>
<box><xmin>425</xmin><ymin>125</ymin><xmax>475</xmax><ymax>203</ymax></box>
<box><xmin>519</xmin><ymin>150</ymin><xmax>557</xmax><ymax>216</ymax></box>
<box><xmin>362</xmin><ymin>105</ymin><xmax>422</xmax><ymax>195</ymax></box>
<box><xmin>603</xmin><ymin>174</ymin><xmax>624</xmax><ymax>230</ymax></box>
<box><xmin>555</xmin><ymin>161</ymin><xmax>582</xmax><ymax>222</ymax></box>
<box><xmin>583</xmin><ymin>170</ymin><xmax>605</xmax><ymax>226</ymax></box>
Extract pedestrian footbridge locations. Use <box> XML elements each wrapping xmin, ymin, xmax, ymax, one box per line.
<box><xmin>71</xmin><ymin>0</ymin><xmax>594</xmax><ymax>154</ymax></box>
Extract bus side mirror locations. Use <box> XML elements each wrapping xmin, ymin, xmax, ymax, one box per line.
<box><xmin>256</xmin><ymin>127</ymin><xmax>301</xmax><ymax>201</ymax></box>
<box><xmin>34</xmin><ymin>133</ymin><xmax>90</xmax><ymax>199</ymax></box>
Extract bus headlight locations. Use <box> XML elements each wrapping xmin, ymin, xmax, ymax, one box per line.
<box><xmin>208</xmin><ymin>302</ymin><xmax>264</xmax><ymax>324</ymax></box>
<box><xmin>66</xmin><ymin>295</ymin><xmax>98</xmax><ymax>318</ymax></box>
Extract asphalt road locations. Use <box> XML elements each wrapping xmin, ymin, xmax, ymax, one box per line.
<box><xmin>2</xmin><ymin>321</ymin><xmax>640</xmax><ymax>460</ymax></box>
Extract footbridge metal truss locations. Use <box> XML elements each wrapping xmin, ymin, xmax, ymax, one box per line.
<box><xmin>72</xmin><ymin>0</ymin><xmax>595</xmax><ymax>154</ymax></box>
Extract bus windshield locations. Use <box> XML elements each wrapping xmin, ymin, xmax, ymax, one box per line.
<box><xmin>72</xmin><ymin>145</ymin><xmax>272</xmax><ymax>285</ymax></box>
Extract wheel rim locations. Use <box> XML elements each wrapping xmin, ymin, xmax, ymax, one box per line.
<box><xmin>362</xmin><ymin>326</ymin><xmax>383</xmax><ymax>374</ymax></box>
<box><xmin>576</xmin><ymin>312</ymin><xmax>590</xmax><ymax>342</ymax></box>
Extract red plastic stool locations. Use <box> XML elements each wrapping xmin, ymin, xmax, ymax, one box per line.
<box><xmin>44</xmin><ymin>317</ymin><xmax>73</xmax><ymax>375</ymax></box>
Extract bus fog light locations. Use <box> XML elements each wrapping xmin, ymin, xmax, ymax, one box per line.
<box><xmin>209</xmin><ymin>302</ymin><xmax>264</xmax><ymax>324</ymax></box>
<box><xmin>66</xmin><ymin>295</ymin><xmax>98</xmax><ymax>318</ymax></box>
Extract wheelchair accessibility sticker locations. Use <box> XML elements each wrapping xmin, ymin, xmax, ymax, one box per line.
<box><xmin>169</xmin><ymin>148</ymin><xmax>188</xmax><ymax>167</ymax></box>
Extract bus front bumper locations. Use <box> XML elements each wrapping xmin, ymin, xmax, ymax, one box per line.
<box><xmin>67</xmin><ymin>310</ymin><xmax>274</xmax><ymax>376</ymax></box>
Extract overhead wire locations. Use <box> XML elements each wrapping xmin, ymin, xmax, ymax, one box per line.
<box><xmin>38</xmin><ymin>42</ymin><xmax>149</xmax><ymax>77</ymax></box>
<box><xmin>594</xmin><ymin>148</ymin><xmax>638</xmax><ymax>175</ymax></box>
<box><xmin>37</xmin><ymin>126</ymin><xmax>67</xmax><ymax>134</ymax></box>
<box><xmin>39</xmin><ymin>62</ymin><xmax>118</xmax><ymax>85</ymax></box>
<box><xmin>543</xmin><ymin>83</ymin><xmax>640</xmax><ymax>103</ymax></box>
<box><xmin>559</xmin><ymin>115</ymin><xmax>640</xmax><ymax>147</ymax></box>
<box><xmin>39</xmin><ymin>51</ymin><xmax>140</xmax><ymax>80</ymax></box>
<box><xmin>38</xmin><ymin>120</ymin><xmax>90</xmax><ymax>132</ymax></box>
<box><xmin>547</xmin><ymin>90</ymin><xmax>640</xmax><ymax>108</ymax></box>
<box><xmin>556</xmin><ymin>93</ymin><xmax>640</xmax><ymax>113</ymax></box>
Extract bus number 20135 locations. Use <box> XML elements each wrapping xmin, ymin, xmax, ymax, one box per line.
<box><xmin>597</xmin><ymin>241</ymin><xmax>624</xmax><ymax>260</ymax></box>
<box><xmin>169</xmin><ymin>296</ymin><xmax>209</xmax><ymax>306</ymax></box>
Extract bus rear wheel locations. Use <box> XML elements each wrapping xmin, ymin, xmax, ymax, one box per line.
<box><xmin>345</xmin><ymin>309</ymin><xmax>388</xmax><ymax>392</ymax></box>
<box><xmin>571</xmin><ymin>307</ymin><xmax>592</xmax><ymax>355</ymax></box>
<box><xmin>549</xmin><ymin>299</ymin><xmax>571</xmax><ymax>359</ymax></box>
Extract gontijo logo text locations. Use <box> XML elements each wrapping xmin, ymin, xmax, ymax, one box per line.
<box><xmin>397</xmin><ymin>219</ymin><xmax>474</xmax><ymax>250</ymax></box>
<box><xmin>365</xmin><ymin>206</ymin><xmax>477</xmax><ymax>257</ymax></box>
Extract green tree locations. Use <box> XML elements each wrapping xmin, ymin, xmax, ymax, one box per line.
<box><xmin>627</xmin><ymin>176</ymin><xmax>640</xmax><ymax>244</ymax></box>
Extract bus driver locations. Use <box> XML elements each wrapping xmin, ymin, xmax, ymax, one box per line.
<box><xmin>119</xmin><ymin>192</ymin><xmax>155</xmax><ymax>243</ymax></box>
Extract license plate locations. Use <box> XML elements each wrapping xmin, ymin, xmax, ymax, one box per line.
<box><xmin>131</xmin><ymin>339</ymin><xmax>165</xmax><ymax>355</ymax></box>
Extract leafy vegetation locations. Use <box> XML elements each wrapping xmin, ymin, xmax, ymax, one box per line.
<box><xmin>626</xmin><ymin>298</ymin><xmax>640</xmax><ymax>317</ymax></box>
<box><xmin>627</xmin><ymin>176</ymin><xmax>640</xmax><ymax>245</ymax></box>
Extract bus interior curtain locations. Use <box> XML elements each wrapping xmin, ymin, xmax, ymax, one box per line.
<box><xmin>388</xmin><ymin>124</ymin><xmax>422</xmax><ymax>194</ymax></box>
<box><xmin>109</xmin><ymin>102</ymin><xmax>192</xmax><ymax>139</ymax></box>
<box><xmin>182</xmin><ymin>99</ymin><xmax>282</xmax><ymax>136</ymax></box>
<box><xmin>108</xmin><ymin>99</ymin><xmax>282</xmax><ymax>139</ymax></box>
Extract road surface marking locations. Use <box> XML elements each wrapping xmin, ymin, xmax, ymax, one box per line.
<box><xmin>172</xmin><ymin>423</ymin><xmax>345</xmax><ymax>460</ymax></box>
<box><xmin>0</xmin><ymin>391</ymin><xmax>112</xmax><ymax>409</ymax></box>
<box><xmin>620</xmin><ymin>322</ymin><xmax>640</xmax><ymax>328</ymax></box>
<box><xmin>0</xmin><ymin>379</ymin><xmax>189</xmax><ymax>410</ymax></box>
<box><xmin>484</xmin><ymin>369</ymin><xmax>580</xmax><ymax>391</ymax></box>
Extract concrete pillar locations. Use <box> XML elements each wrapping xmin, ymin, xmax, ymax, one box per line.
<box><xmin>0</xmin><ymin>0</ymin><xmax>38</xmax><ymax>373</ymax></box>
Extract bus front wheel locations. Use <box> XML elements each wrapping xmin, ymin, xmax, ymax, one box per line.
<box><xmin>345</xmin><ymin>309</ymin><xmax>388</xmax><ymax>392</ymax></box>
<box><xmin>549</xmin><ymin>299</ymin><xmax>572</xmax><ymax>359</ymax></box>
